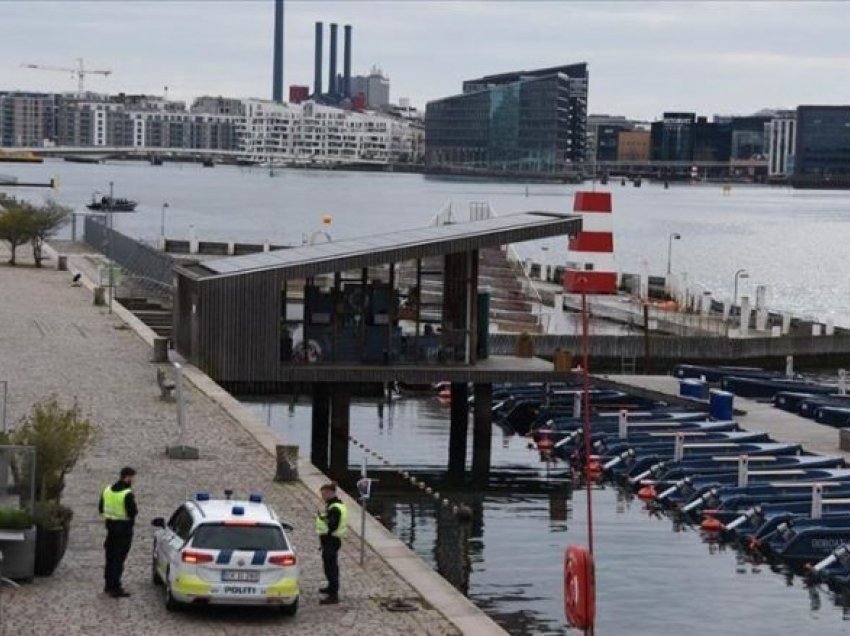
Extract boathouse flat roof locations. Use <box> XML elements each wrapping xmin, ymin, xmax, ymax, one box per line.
<box><xmin>179</xmin><ymin>211</ymin><xmax>582</xmax><ymax>281</ymax></box>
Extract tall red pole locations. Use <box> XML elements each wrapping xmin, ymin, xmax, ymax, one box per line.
<box><xmin>581</xmin><ymin>290</ymin><xmax>594</xmax><ymax>556</ymax></box>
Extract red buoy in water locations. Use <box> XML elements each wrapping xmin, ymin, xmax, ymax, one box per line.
<box><xmin>701</xmin><ymin>515</ymin><xmax>724</xmax><ymax>532</ymax></box>
<box><xmin>637</xmin><ymin>484</ymin><xmax>657</xmax><ymax>501</ymax></box>
<box><xmin>564</xmin><ymin>545</ymin><xmax>595</xmax><ymax>631</ymax></box>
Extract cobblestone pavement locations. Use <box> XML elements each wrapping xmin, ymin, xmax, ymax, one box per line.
<box><xmin>0</xmin><ymin>249</ymin><xmax>457</xmax><ymax>635</ymax></box>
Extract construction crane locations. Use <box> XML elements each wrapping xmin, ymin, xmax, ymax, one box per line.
<box><xmin>21</xmin><ymin>58</ymin><xmax>112</xmax><ymax>95</ymax></box>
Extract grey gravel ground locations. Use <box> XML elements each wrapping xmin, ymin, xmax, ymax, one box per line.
<box><xmin>0</xmin><ymin>247</ymin><xmax>457</xmax><ymax>636</ymax></box>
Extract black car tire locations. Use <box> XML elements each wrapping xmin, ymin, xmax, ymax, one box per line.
<box><xmin>281</xmin><ymin>597</ymin><xmax>298</xmax><ymax>617</ymax></box>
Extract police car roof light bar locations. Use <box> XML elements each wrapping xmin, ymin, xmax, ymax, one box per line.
<box><xmin>196</xmin><ymin>492</ymin><xmax>210</xmax><ymax>501</ymax></box>
<box><xmin>249</xmin><ymin>493</ymin><xmax>263</xmax><ymax>503</ymax></box>
<box><xmin>232</xmin><ymin>506</ymin><xmax>245</xmax><ymax>516</ymax></box>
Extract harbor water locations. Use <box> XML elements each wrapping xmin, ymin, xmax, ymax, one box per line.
<box><xmin>248</xmin><ymin>396</ymin><xmax>850</xmax><ymax>635</ymax></box>
<box><xmin>5</xmin><ymin>159</ymin><xmax>850</xmax><ymax>325</ymax></box>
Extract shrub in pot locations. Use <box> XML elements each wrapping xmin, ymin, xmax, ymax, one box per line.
<box><xmin>8</xmin><ymin>397</ymin><xmax>96</xmax><ymax>576</ymax></box>
<box><xmin>0</xmin><ymin>507</ymin><xmax>36</xmax><ymax>581</ymax></box>
<box><xmin>32</xmin><ymin>501</ymin><xmax>74</xmax><ymax>576</ymax></box>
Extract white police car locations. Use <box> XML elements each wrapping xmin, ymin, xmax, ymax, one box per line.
<box><xmin>151</xmin><ymin>492</ymin><xmax>299</xmax><ymax>615</ymax></box>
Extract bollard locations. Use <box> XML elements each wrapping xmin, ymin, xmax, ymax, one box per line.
<box><xmin>782</xmin><ymin>313</ymin><xmax>792</xmax><ymax>335</ymax></box>
<box><xmin>93</xmin><ymin>286</ymin><xmax>105</xmax><ymax>306</ymax></box>
<box><xmin>274</xmin><ymin>445</ymin><xmax>299</xmax><ymax>482</ymax></box>
<box><xmin>786</xmin><ymin>355</ymin><xmax>794</xmax><ymax>378</ymax></box>
<box><xmin>57</xmin><ymin>254</ymin><xmax>68</xmax><ymax>271</ymax></box>
<box><xmin>674</xmin><ymin>433</ymin><xmax>685</xmax><ymax>462</ymax></box>
<box><xmin>618</xmin><ymin>410</ymin><xmax>629</xmax><ymax>439</ymax></box>
<box><xmin>811</xmin><ymin>483</ymin><xmax>824</xmax><ymax>519</ymax></box>
<box><xmin>840</xmin><ymin>369</ymin><xmax>847</xmax><ymax>396</ymax></box>
<box><xmin>166</xmin><ymin>362</ymin><xmax>199</xmax><ymax>459</ymax></box>
<box><xmin>572</xmin><ymin>392</ymin><xmax>581</xmax><ymax>419</ymax></box>
<box><xmin>152</xmin><ymin>336</ymin><xmax>169</xmax><ymax>363</ymax></box>
<box><xmin>737</xmin><ymin>455</ymin><xmax>749</xmax><ymax>488</ymax></box>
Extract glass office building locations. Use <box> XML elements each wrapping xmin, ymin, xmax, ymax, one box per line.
<box><xmin>425</xmin><ymin>63</ymin><xmax>588</xmax><ymax>175</ymax></box>
<box><xmin>795</xmin><ymin>106</ymin><xmax>850</xmax><ymax>176</ymax></box>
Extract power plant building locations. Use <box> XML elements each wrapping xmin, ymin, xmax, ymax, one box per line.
<box><xmin>350</xmin><ymin>67</ymin><xmax>390</xmax><ymax>110</ymax></box>
<box><xmin>424</xmin><ymin>63</ymin><xmax>589</xmax><ymax>175</ymax></box>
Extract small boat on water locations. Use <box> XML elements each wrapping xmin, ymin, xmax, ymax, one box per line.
<box><xmin>87</xmin><ymin>195</ymin><xmax>138</xmax><ymax>212</ymax></box>
<box><xmin>86</xmin><ymin>182</ymin><xmax>138</xmax><ymax>212</ymax></box>
<box><xmin>0</xmin><ymin>150</ymin><xmax>43</xmax><ymax>163</ymax></box>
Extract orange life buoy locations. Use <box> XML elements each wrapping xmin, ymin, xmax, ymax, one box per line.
<box><xmin>564</xmin><ymin>545</ymin><xmax>595</xmax><ymax>630</ymax></box>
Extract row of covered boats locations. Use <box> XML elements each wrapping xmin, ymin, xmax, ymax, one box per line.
<box><xmin>482</xmin><ymin>365</ymin><xmax>850</xmax><ymax>597</ymax></box>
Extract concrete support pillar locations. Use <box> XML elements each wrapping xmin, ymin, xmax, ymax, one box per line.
<box><xmin>448</xmin><ymin>383</ymin><xmax>469</xmax><ymax>482</ymax></box>
<box><xmin>722</xmin><ymin>302</ymin><xmax>731</xmax><ymax>324</ymax></box>
<box><xmin>782</xmin><ymin>313</ymin><xmax>792</xmax><ymax>335</ymax></box>
<box><xmin>189</xmin><ymin>226</ymin><xmax>199</xmax><ymax>254</ymax></box>
<box><xmin>827</xmin><ymin>319</ymin><xmax>835</xmax><ymax>336</ymax></box>
<box><xmin>311</xmin><ymin>384</ymin><xmax>331</xmax><ymax>470</ymax></box>
<box><xmin>755</xmin><ymin>309</ymin><xmax>768</xmax><ymax>332</ymax></box>
<box><xmin>329</xmin><ymin>383</ymin><xmax>351</xmax><ymax>479</ymax></box>
<box><xmin>227</xmin><ymin>241</ymin><xmax>235</xmax><ymax>256</ymax></box>
<box><xmin>472</xmin><ymin>383</ymin><xmax>493</xmax><ymax>486</ymax></box>
<box><xmin>739</xmin><ymin>296</ymin><xmax>751</xmax><ymax>336</ymax></box>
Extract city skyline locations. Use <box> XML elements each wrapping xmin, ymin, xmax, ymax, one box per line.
<box><xmin>3</xmin><ymin>1</ymin><xmax>850</xmax><ymax>119</ymax></box>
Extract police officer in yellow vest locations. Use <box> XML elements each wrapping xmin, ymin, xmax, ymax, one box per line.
<box><xmin>316</xmin><ymin>482</ymin><xmax>347</xmax><ymax>605</ymax></box>
<box><xmin>98</xmin><ymin>467</ymin><xmax>138</xmax><ymax>598</ymax></box>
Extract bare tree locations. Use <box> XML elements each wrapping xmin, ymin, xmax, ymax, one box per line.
<box><xmin>29</xmin><ymin>200</ymin><xmax>71</xmax><ymax>268</ymax></box>
<box><xmin>0</xmin><ymin>197</ymin><xmax>35</xmax><ymax>266</ymax></box>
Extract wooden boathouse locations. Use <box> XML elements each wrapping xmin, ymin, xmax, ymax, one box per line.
<box><xmin>173</xmin><ymin>211</ymin><xmax>582</xmax><ymax>481</ymax></box>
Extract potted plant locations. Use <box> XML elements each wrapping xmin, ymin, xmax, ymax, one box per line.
<box><xmin>553</xmin><ymin>347</ymin><xmax>573</xmax><ymax>372</ymax></box>
<box><xmin>0</xmin><ymin>507</ymin><xmax>36</xmax><ymax>581</ymax></box>
<box><xmin>8</xmin><ymin>397</ymin><xmax>96</xmax><ymax>577</ymax></box>
<box><xmin>516</xmin><ymin>332</ymin><xmax>534</xmax><ymax>358</ymax></box>
<box><xmin>32</xmin><ymin>501</ymin><xmax>73</xmax><ymax>576</ymax></box>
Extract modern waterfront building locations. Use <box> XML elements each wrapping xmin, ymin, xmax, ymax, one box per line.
<box><xmin>794</xmin><ymin>105</ymin><xmax>850</xmax><ymax>180</ymax></box>
<box><xmin>350</xmin><ymin>67</ymin><xmax>390</xmax><ymax>110</ymax></box>
<box><xmin>0</xmin><ymin>91</ymin><xmax>56</xmax><ymax>147</ymax></box>
<box><xmin>425</xmin><ymin>63</ymin><xmax>589</xmax><ymax>176</ymax></box>
<box><xmin>767</xmin><ymin>111</ymin><xmax>796</xmax><ymax>178</ymax></box>
<box><xmin>237</xmin><ymin>99</ymin><xmax>423</xmax><ymax>165</ymax></box>
<box><xmin>587</xmin><ymin>114</ymin><xmax>634</xmax><ymax>163</ymax></box>
<box><xmin>617</xmin><ymin>129</ymin><xmax>651</xmax><ymax>162</ymax></box>
<box><xmin>650</xmin><ymin>112</ymin><xmax>696</xmax><ymax>163</ymax></box>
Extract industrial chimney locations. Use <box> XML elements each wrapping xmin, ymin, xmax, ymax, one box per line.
<box><xmin>343</xmin><ymin>25</ymin><xmax>352</xmax><ymax>99</ymax></box>
<box><xmin>329</xmin><ymin>23</ymin><xmax>338</xmax><ymax>97</ymax></box>
<box><xmin>272</xmin><ymin>0</ymin><xmax>284</xmax><ymax>103</ymax></box>
<box><xmin>313</xmin><ymin>21</ymin><xmax>323</xmax><ymax>97</ymax></box>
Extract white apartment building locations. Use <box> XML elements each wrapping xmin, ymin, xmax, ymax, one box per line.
<box><xmin>237</xmin><ymin>99</ymin><xmax>423</xmax><ymax>166</ymax></box>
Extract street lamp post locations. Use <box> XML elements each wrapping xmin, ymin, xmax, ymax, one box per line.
<box><xmin>666</xmin><ymin>233</ymin><xmax>681</xmax><ymax>276</ymax></box>
<box><xmin>160</xmin><ymin>202</ymin><xmax>170</xmax><ymax>240</ymax></box>
<box><xmin>733</xmin><ymin>268</ymin><xmax>750</xmax><ymax>305</ymax></box>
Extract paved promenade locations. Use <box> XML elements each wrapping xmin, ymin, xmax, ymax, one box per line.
<box><xmin>0</xmin><ymin>247</ymin><xmax>457</xmax><ymax>635</ymax></box>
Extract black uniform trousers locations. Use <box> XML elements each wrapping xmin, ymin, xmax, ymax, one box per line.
<box><xmin>321</xmin><ymin>535</ymin><xmax>341</xmax><ymax>595</ymax></box>
<box><xmin>104</xmin><ymin>520</ymin><xmax>134</xmax><ymax>591</ymax></box>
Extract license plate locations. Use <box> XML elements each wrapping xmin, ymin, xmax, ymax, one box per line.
<box><xmin>222</xmin><ymin>570</ymin><xmax>260</xmax><ymax>583</ymax></box>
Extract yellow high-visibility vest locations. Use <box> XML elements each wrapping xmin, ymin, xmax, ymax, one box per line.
<box><xmin>315</xmin><ymin>501</ymin><xmax>348</xmax><ymax>538</ymax></box>
<box><xmin>102</xmin><ymin>486</ymin><xmax>132</xmax><ymax>521</ymax></box>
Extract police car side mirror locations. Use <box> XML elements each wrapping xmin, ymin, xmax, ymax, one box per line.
<box><xmin>281</xmin><ymin>521</ymin><xmax>294</xmax><ymax>533</ymax></box>
<box><xmin>151</xmin><ymin>517</ymin><xmax>166</xmax><ymax>528</ymax></box>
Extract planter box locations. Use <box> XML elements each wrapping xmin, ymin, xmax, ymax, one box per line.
<box><xmin>516</xmin><ymin>338</ymin><xmax>534</xmax><ymax>358</ymax></box>
<box><xmin>35</xmin><ymin>525</ymin><xmax>70</xmax><ymax>577</ymax></box>
<box><xmin>553</xmin><ymin>350</ymin><xmax>573</xmax><ymax>372</ymax></box>
<box><xmin>0</xmin><ymin>526</ymin><xmax>37</xmax><ymax>581</ymax></box>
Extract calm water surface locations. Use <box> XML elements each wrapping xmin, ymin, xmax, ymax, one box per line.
<box><xmin>6</xmin><ymin>159</ymin><xmax>850</xmax><ymax>324</ymax></box>
<box><xmin>248</xmin><ymin>396</ymin><xmax>850</xmax><ymax>635</ymax></box>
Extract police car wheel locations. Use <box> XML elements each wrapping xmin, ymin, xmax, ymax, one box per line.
<box><xmin>280</xmin><ymin>597</ymin><xmax>298</xmax><ymax>617</ymax></box>
<box><xmin>165</xmin><ymin>572</ymin><xmax>179</xmax><ymax>612</ymax></box>
<box><xmin>152</xmin><ymin>559</ymin><xmax>163</xmax><ymax>586</ymax></box>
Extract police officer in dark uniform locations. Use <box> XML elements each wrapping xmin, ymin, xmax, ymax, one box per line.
<box><xmin>98</xmin><ymin>466</ymin><xmax>138</xmax><ymax>597</ymax></box>
<box><xmin>316</xmin><ymin>482</ymin><xmax>348</xmax><ymax>605</ymax></box>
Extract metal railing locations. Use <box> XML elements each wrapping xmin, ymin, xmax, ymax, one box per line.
<box><xmin>83</xmin><ymin>215</ymin><xmax>175</xmax><ymax>296</ymax></box>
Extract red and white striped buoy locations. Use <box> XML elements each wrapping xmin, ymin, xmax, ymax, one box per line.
<box><xmin>564</xmin><ymin>191</ymin><xmax>617</xmax><ymax>294</ymax></box>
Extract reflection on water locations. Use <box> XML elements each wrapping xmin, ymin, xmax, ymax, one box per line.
<box><xmin>247</xmin><ymin>396</ymin><xmax>850</xmax><ymax>635</ymax></box>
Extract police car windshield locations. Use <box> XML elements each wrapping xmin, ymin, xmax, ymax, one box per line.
<box><xmin>192</xmin><ymin>524</ymin><xmax>288</xmax><ymax>551</ymax></box>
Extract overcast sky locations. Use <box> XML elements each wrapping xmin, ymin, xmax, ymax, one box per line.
<box><xmin>4</xmin><ymin>0</ymin><xmax>850</xmax><ymax>120</ymax></box>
